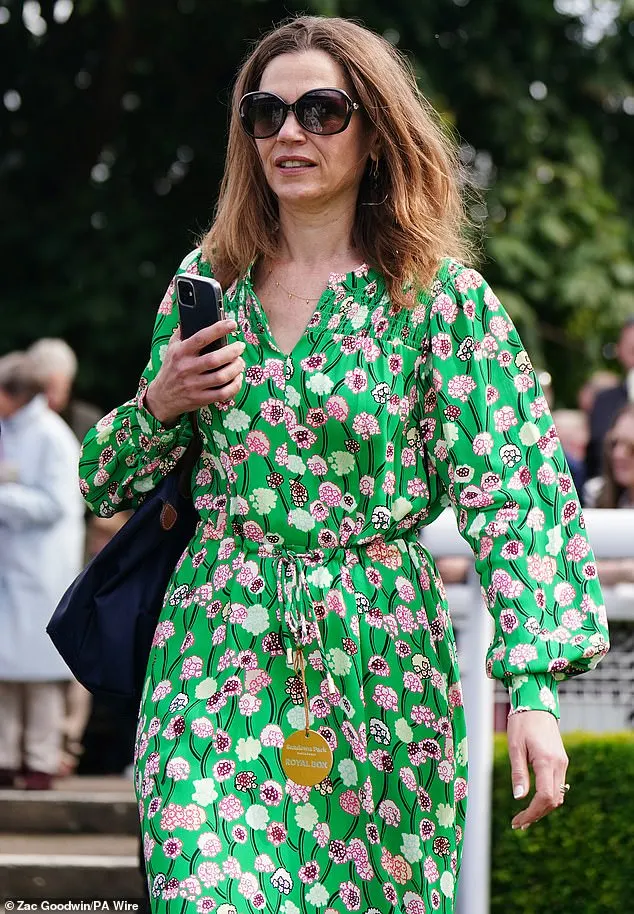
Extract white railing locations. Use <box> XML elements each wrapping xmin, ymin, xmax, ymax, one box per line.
<box><xmin>424</xmin><ymin>508</ymin><xmax>634</xmax><ymax>914</ymax></box>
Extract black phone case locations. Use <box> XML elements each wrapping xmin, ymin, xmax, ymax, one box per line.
<box><xmin>176</xmin><ymin>275</ymin><xmax>226</xmax><ymax>354</ymax></box>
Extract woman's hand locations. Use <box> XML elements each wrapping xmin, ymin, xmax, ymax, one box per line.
<box><xmin>507</xmin><ymin>709</ymin><xmax>569</xmax><ymax>830</ymax></box>
<box><xmin>145</xmin><ymin>321</ymin><xmax>245</xmax><ymax>426</ymax></box>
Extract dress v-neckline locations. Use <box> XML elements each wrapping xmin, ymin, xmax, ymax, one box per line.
<box><xmin>244</xmin><ymin>261</ymin><xmax>370</xmax><ymax>360</ymax></box>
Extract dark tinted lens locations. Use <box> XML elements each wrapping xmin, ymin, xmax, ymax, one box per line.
<box><xmin>296</xmin><ymin>90</ymin><xmax>349</xmax><ymax>134</ymax></box>
<box><xmin>242</xmin><ymin>94</ymin><xmax>285</xmax><ymax>138</ymax></box>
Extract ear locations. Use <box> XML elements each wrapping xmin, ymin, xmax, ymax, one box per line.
<box><xmin>364</xmin><ymin>122</ymin><xmax>381</xmax><ymax>161</ymax></box>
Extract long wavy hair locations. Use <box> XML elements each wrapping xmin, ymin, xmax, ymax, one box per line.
<box><xmin>201</xmin><ymin>16</ymin><xmax>472</xmax><ymax>309</ymax></box>
<box><xmin>596</xmin><ymin>403</ymin><xmax>634</xmax><ymax>508</ymax></box>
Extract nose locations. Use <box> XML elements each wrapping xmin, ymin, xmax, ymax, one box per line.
<box><xmin>276</xmin><ymin>109</ymin><xmax>305</xmax><ymax>142</ymax></box>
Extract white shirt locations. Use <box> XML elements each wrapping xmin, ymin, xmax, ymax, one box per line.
<box><xmin>0</xmin><ymin>396</ymin><xmax>85</xmax><ymax>680</ymax></box>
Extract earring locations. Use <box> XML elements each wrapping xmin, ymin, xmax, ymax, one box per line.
<box><xmin>370</xmin><ymin>156</ymin><xmax>380</xmax><ymax>190</ymax></box>
<box><xmin>361</xmin><ymin>155</ymin><xmax>388</xmax><ymax>208</ymax></box>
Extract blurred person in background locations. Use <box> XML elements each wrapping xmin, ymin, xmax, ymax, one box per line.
<box><xmin>27</xmin><ymin>337</ymin><xmax>104</xmax><ymax>777</ymax></box>
<box><xmin>0</xmin><ymin>352</ymin><xmax>84</xmax><ymax>789</ymax></box>
<box><xmin>78</xmin><ymin>16</ymin><xmax>608</xmax><ymax>909</ymax></box>
<box><xmin>584</xmin><ymin>404</ymin><xmax>634</xmax><ymax>585</ymax></box>
<box><xmin>586</xmin><ymin>318</ymin><xmax>634</xmax><ymax>479</ymax></box>
<box><xmin>577</xmin><ymin>369</ymin><xmax>620</xmax><ymax>417</ymax></box>
<box><xmin>551</xmin><ymin>408</ymin><xmax>589</xmax><ymax>501</ymax></box>
<box><xmin>434</xmin><ymin>553</ymin><xmax>470</xmax><ymax>584</ymax></box>
<box><xmin>27</xmin><ymin>337</ymin><xmax>103</xmax><ymax>444</ymax></box>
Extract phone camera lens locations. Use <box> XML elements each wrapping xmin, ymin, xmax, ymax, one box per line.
<box><xmin>179</xmin><ymin>278</ymin><xmax>195</xmax><ymax>305</ymax></box>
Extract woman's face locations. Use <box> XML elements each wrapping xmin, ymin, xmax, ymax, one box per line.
<box><xmin>254</xmin><ymin>50</ymin><xmax>373</xmax><ymax>212</ymax></box>
<box><xmin>608</xmin><ymin>413</ymin><xmax>634</xmax><ymax>491</ymax></box>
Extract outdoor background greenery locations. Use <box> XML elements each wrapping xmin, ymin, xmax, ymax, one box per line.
<box><xmin>490</xmin><ymin>731</ymin><xmax>633</xmax><ymax>913</ymax></box>
<box><xmin>2</xmin><ymin>0</ymin><xmax>634</xmax><ymax>410</ymax></box>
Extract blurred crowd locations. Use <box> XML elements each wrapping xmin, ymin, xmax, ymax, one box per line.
<box><xmin>0</xmin><ymin>319</ymin><xmax>633</xmax><ymax>789</ymax></box>
<box><xmin>0</xmin><ymin>340</ymin><xmax>135</xmax><ymax>791</ymax></box>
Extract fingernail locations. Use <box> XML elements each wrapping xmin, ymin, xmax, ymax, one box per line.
<box><xmin>513</xmin><ymin>785</ymin><xmax>525</xmax><ymax>799</ymax></box>
<box><xmin>521</xmin><ymin>824</ymin><xmax>530</xmax><ymax>831</ymax></box>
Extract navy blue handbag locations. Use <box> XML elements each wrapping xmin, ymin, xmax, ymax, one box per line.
<box><xmin>47</xmin><ymin>429</ymin><xmax>202</xmax><ymax>702</ymax></box>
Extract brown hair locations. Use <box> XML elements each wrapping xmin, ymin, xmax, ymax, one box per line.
<box><xmin>201</xmin><ymin>16</ymin><xmax>472</xmax><ymax>309</ymax></box>
<box><xmin>596</xmin><ymin>403</ymin><xmax>634</xmax><ymax>508</ymax></box>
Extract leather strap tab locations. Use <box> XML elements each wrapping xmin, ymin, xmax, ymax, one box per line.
<box><xmin>160</xmin><ymin>502</ymin><xmax>178</xmax><ymax>531</ymax></box>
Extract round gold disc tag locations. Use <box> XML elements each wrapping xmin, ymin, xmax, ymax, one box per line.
<box><xmin>281</xmin><ymin>729</ymin><xmax>333</xmax><ymax>786</ymax></box>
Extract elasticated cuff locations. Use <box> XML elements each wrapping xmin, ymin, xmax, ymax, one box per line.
<box><xmin>133</xmin><ymin>389</ymin><xmax>185</xmax><ymax>455</ymax></box>
<box><xmin>507</xmin><ymin>672</ymin><xmax>560</xmax><ymax>720</ymax></box>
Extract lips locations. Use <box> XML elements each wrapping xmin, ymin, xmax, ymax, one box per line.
<box><xmin>274</xmin><ymin>156</ymin><xmax>316</xmax><ymax>169</ymax></box>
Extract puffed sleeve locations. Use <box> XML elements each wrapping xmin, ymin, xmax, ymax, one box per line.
<box><xmin>422</xmin><ymin>260</ymin><xmax>609</xmax><ymax>719</ymax></box>
<box><xmin>78</xmin><ymin>249</ymin><xmax>204</xmax><ymax>516</ymax></box>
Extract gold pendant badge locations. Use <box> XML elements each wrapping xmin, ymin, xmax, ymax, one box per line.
<box><xmin>281</xmin><ymin>729</ymin><xmax>333</xmax><ymax>786</ymax></box>
<box><xmin>280</xmin><ymin>646</ymin><xmax>333</xmax><ymax>785</ymax></box>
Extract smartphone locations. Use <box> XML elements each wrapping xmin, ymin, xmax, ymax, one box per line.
<box><xmin>176</xmin><ymin>274</ymin><xmax>227</xmax><ymax>354</ymax></box>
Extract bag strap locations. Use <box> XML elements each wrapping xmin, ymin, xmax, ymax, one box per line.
<box><xmin>177</xmin><ymin>411</ymin><xmax>203</xmax><ymax>499</ymax></box>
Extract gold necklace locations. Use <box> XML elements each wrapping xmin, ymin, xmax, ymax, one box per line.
<box><xmin>269</xmin><ymin>267</ymin><xmax>322</xmax><ymax>306</ymax></box>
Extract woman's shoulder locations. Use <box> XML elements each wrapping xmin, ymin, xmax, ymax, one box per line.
<box><xmin>366</xmin><ymin>259</ymin><xmax>488</xmax><ymax>345</ymax></box>
<box><xmin>421</xmin><ymin>259</ymin><xmax>506</xmax><ymax>327</ymax></box>
<box><xmin>431</xmin><ymin>258</ymin><xmax>490</xmax><ymax>298</ymax></box>
<box><xmin>175</xmin><ymin>247</ymin><xmax>213</xmax><ymax>277</ymax></box>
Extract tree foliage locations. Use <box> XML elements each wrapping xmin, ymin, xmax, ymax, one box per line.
<box><xmin>1</xmin><ymin>0</ymin><xmax>633</xmax><ymax>409</ymax></box>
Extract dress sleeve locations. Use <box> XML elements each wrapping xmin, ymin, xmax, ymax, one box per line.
<box><xmin>78</xmin><ymin>249</ymin><xmax>203</xmax><ymax>516</ymax></box>
<box><xmin>422</xmin><ymin>261</ymin><xmax>610</xmax><ymax>719</ymax></box>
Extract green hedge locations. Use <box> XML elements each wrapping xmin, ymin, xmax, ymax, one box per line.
<box><xmin>490</xmin><ymin>732</ymin><xmax>634</xmax><ymax>913</ymax></box>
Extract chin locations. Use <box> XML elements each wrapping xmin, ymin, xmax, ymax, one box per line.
<box><xmin>275</xmin><ymin>187</ymin><xmax>326</xmax><ymax>206</ymax></box>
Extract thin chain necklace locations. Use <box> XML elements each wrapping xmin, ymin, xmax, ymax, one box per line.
<box><xmin>268</xmin><ymin>267</ymin><xmax>322</xmax><ymax>306</ymax></box>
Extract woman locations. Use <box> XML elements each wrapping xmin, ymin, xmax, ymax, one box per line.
<box><xmin>594</xmin><ymin>404</ymin><xmax>634</xmax><ymax>509</ymax></box>
<box><xmin>584</xmin><ymin>403</ymin><xmax>634</xmax><ymax>585</ymax></box>
<box><xmin>79</xmin><ymin>16</ymin><xmax>609</xmax><ymax>912</ymax></box>
<box><xmin>0</xmin><ymin>352</ymin><xmax>84</xmax><ymax>790</ymax></box>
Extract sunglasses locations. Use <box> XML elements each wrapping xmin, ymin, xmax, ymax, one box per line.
<box><xmin>239</xmin><ymin>88</ymin><xmax>360</xmax><ymax>139</ymax></box>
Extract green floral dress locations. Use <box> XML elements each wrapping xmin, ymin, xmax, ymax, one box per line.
<box><xmin>79</xmin><ymin>249</ymin><xmax>609</xmax><ymax>914</ymax></box>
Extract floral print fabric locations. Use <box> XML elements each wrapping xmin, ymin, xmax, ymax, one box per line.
<box><xmin>79</xmin><ymin>250</ymin><xmax>608</xmax><ymax>914</ymax></box>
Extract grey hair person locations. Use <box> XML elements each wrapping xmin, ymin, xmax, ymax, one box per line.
<box><xmin>0</xmin><ymin>351</ymin><xmax>45</xmax><ymax>404</ymax></box>
<box><xmin>27</xmin><ymin>338</ymin><xmax>79</xmax><ymax>416</ymax></box>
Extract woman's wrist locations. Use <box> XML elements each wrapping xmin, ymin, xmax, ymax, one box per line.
<box><xmin>144</xmin><ymin>383</ymin><xmax>179</xmax><ymax>428</ymax></box>
<box><xmin>508</xmin><ymin>672</ymin><xmax>560</xmax><ymax>719</ymax></box>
